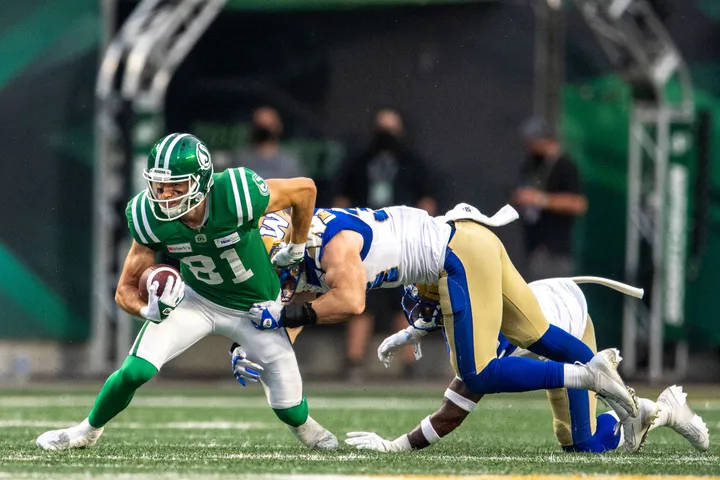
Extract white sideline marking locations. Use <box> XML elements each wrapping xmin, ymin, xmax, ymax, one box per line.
<box><xmin>0</xmin><ymin>395</ymin><xmax>549</xmax><ymax>410</ymax></box>
<box><xmin>5</xmin><ymin>452</ymin><xmax>717</xmax><ymax>465</ymax></box>
<box><xmin>0</xmin><ymin>420</ymin><xmax>275</xmax><ymax>430</ymax></box>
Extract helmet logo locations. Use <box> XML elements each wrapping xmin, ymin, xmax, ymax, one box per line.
<box><xmin>252</xmin><ymin>172</ymin><xmax>270</xmax><ymax>196</ymax></box>
<box><xmin>196</xmin><ymin>143</ymin><xmax>212</xmax><ymax>170</ymax></box>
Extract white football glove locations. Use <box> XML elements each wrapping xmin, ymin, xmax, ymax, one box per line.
<box><xmin>250</xmin><ymin>300</ymin><xmax>285</xmax><ymax>330</ymax></box>
<box><xmin>140</xmin><ymin>276</ymin><xmax>185</xmax><ymax>323</ymax></box>
<box><xmin>271</xmin><ymin>242</ymin><xmax>306</xmax><ymax>268</ymax></box>
<box><xmin>345</xmin><ymin>432</ymin><xmax>411</xmax><ymax>452</ymax></box>
<box><xmin>229</xmin><ymin>343</ymin><xmax>264</xmax><ymax>386</ymax></box>
<box><xmin>378</xmin><ymin>326</ymin><xmax>427</xmax><ymax>368</ymax></box>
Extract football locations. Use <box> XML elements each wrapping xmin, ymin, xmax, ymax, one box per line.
<box><xmin>138</xmin><ymin>264</ymin><xmax>182</xmax><ymax>302</ymax></box>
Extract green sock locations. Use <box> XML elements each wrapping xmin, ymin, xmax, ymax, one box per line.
<box><xmin>273</xmin><ymin>397</ymin><xmax>309</xmax><ymax>428</ymax></box>
<box><xmin>87</xmin><ymin>355</ymin><xmax>158</xmax><ymax>428</ymax></box>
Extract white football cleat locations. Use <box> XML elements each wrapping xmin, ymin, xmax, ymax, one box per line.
<box><xmin>657</xmin><ymin>385</ymin><xmax>709</xmax><ymax>452</ymax></box>
<box><xmin>623</xmin><ymin>397</ymin><xmax>659</xmax><ymax>453</ymax></box>
<box><xmin>313</xmin><ymin>429</ymin><xmax>340</xmax><ymax>451</ymax></box>
<box><xmin>586</xmin><ymin>349</ymin><xmax>639</xmax><ymax>418</ymax></box>
<box><xmin>36</xmin><ymin>419</ymin><xmax>104</xmax><ymax>451</ymax></box>
<box><xmin>288</xmin><ymin>416</ymin><xmax>338</xmax><ymax>451</ymax></box>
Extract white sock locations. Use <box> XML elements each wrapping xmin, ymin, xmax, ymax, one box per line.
<box><xmin>605</xmin><ymin>410</ymin><xmax>624</xmax><ymax>449</ymax></box>
<box><xmin>77</xmin><ymin>418</ymin><xmax>99</xmax><ymax>434</ymax></box>
<box><xmin>563</xmin><ymin>364</ymin><xmax>593</xmax><ymax>389</ymax></box>
<box><xmin>288</xmin><ymin>416</ymin><xmax>327</xmax><ymax>446</ymax></box>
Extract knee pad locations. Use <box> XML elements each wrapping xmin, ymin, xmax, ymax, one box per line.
<box><xmin>119</xmin><ymin>355</ymin><xmax>157</xmax><ymax>388</ymax></box>
<box><xmin>273</xmin><ymin>397</ymin><xmax>309</xmax><ymax>427</ymax></box>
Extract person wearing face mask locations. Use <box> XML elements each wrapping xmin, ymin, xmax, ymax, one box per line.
<box><xmin>334</xmin><ymin>108</ymin><xmax>437</xmax><ymax>214</ymax></box>
<box><xmin>235</xmin><ymin>106</ymin><xmax>306</xmax><ymax>179</ymax></box>
<box><xmin>333</xmin><ymin>107</ymin><xmax>438</xmax><ymax>382</ymax></box>
<box><xmin>511</xmin><ymin>117</ymin><xmax>588</xmax><ymax>281</ymax></box>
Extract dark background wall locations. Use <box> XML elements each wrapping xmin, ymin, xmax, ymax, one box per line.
<box><xmin>1</xmin><ymin>0</ymin><xmax>718</xmax><ymax>350</ymax></box>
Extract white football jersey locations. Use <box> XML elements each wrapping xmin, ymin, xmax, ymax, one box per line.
<box><xmin>497</xmin><ymin>278</ymin><xmax>589</xmax><ymax>359</ymax></box>
<box><xmin>260</xmin><ymin>203</ymin><xmax>518</xmax><ymax>296</ymax></box>
<box><xmin>529</xmin><ymin>278</ymin><xmax>589</xmax><ymax>339</ymax></box>
<box><xmin>298</xmin><ymin>207</ymin><xmax>451</xmax><ymax>293</ymax></box>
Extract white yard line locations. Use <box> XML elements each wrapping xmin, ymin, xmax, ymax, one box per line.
<box><xmin>0</xmin><ymin>395</ymin><xmax>549</xmax><ymax>410</ymax></box>
<box><xmin>0</xmin><ymin>420</ymin><xmax>275</xmax><ymax>430</ymax></box>
<box><xmin>4</xmin><ymin>394</ymin><xmax>718</xmax><ymax>411</ymax></box>
<box><xmin>4</xmin><ymin>452</ymin><xmax>717</xmax><ymax>465</ymax></box>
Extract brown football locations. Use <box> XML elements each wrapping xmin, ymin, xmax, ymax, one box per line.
<box><xmin>138</xmin><ymin>264</ymin><xmax>182</xmax><ymax>302</ymax></box>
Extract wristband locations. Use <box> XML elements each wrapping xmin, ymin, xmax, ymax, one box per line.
<box><xmin>281</xmin><ymin>302</ymin><xmax>318</xmax><ymax>328</ymax></box>
<box><xmin>287</xmin><ymin>242</ymin><xmax>306</xmax><ymax>257</ymax></box>
<box><xmin>420</xmin><ymin>415</ymin><xmax>441</xmax><ymax>444</ymax></box>
<box><xmin>390</xmin><ymin>434</ymin><xmax>412</xmax><ymax>452</ymax></box>
<box><xmin>444</xmin><ymin>388</ymin><xmax>478</xmax><ymax>412</ymax></box>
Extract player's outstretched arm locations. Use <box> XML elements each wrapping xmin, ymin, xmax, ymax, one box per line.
<box><xmin>345</xmin><ymin>378</ymin><xmax>482</xmax><ymax>452</ymax></box>
<box><xmin>115</xmin><ymin>240</ymin><xmax>158</xmax><ymax>317</ymax></box>
<box><xmin>264</xmin><ymin>178</ymin><xmax>316</xmax><ymax>267</ymax></box>
<box><xmin>249</xmin><ymin>232</ymin><xmax>364</xmax><ymax>330</ymax></box>
<box><xmin>309</xmin><ymin>231</ymin><xmax>367</xmax><ymax>323</ymax></box>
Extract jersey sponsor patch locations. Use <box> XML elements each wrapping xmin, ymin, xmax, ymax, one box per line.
<box><xmin>252</xmin><ymin>172</ymin><xmax>270</xmax><ymax>196</ymax></box>
<box><xmin>167</xmin><ymin>243</ymin><xmax>192</xmax><ymax>254</ymax></box>
<box><xmin>214</xmin><ymin>232</ymin><xmax>241</xmax><ymax>248</ymax></box>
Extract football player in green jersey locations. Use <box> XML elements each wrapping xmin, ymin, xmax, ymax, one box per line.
<box><xmin>36</xmin><ymin>133</ymin><xmax>337</xmax><ymax>451</ymax></box>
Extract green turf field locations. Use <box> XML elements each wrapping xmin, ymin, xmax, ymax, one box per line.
<box><xmin>0</xmin><ymin>383</ymin><xmax>717</xmax><ymax>479</ymax></box>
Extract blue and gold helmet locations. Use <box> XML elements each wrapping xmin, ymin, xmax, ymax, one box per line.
<box><xmin>259</xmin><ymin>210</ymin><xmax>306</xmax><ymax>303</ymax></box>
<box><xmin>401</xmin><ymin>283</ymin><xmax>443</xmax><ymax>331</ymax></box>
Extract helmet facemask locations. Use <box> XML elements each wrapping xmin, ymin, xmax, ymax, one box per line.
<box><xmin>278</xmin><ymin>264</ymin><xmax>303</xmax><ymax>303</ymax></box>
<box><xmin>402</xmin><ymin>284</ymin><xmax>443</xmax><ymax>331</ymax></box>
<box><xmin>268</xmin><ymin>240</ymin><xmax>308</xmax><ymax>303</ymax></box>
<box><xmin>144</xmin><ymin>168</ymin><xmax>207</xmax><ymax>221</ymax></box>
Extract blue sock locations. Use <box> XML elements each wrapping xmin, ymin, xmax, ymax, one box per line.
<box><xmin>594</xmin><ymin>412</ymin><xmax>622</xmax><ymax>451</ymax></box>
<box><xmin>462</xmin><ymin>357</ymin><xmax>565</xmax><ymax>394</ymax></box>
<box><xmin>528</xmin><ymin>324</ymin><xmax>594</xmax><ymax>364</ymax></box>
<box><xmin>561</xmin><ymin>412</ymin><xmax>621</xmax><ymax>453</ymax></box>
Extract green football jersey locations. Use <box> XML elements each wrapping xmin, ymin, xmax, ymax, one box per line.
<box><xmin>125</xmin><ymin>167</ymin><xmax>280</xmax><ymax>310</ymax></box>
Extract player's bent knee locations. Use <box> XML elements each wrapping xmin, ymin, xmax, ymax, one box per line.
<box><xmin>273</xmin><ymin>397</ymin><xmax>309</xmax><ymax>427</ymax></box>
<box><xmin>461</xmin><ymin>358</ymin><xmax>502</xmax><ymax>395</ymax></box>
<box><xmin>118</xmin><ymin>355</ymin><xmax>158</xmax><ymax>389</ymax></box>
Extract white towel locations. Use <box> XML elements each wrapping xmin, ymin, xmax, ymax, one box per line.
<box><xmin>439</xmin><ymin>203</ymin><xmax>519</xmax><ymax>227</ymax></box>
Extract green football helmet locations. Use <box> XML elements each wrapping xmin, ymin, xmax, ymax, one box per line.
<box><xmin>143</xmin><ymin>133</ymin><xmax>215</xmax><ymax>221</ymax></box>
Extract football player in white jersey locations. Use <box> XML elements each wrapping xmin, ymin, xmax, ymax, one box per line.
<box><xmin>344</xmin><ymin>277</ymin><xmax>709</xmax><ymax>454</ymax></box>
<box><xmin>250</xmin><ymin>205</ymin><xmax>639</xmax><ymax>421</ymax></box>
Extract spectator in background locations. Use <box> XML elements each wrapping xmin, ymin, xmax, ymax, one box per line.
<box><xmin>334</xmin><ymin>108</ymin><xmax>436</xmax><ymax>214</ymax></box>
<box><xmin>234</xmin><ymin>106</ymin><xmax>306</xmax><ymax>178</ymax></box>
<box><xmin>511</xmin><ymin>117</ymin><xmax>588</xmax><ymax>281</ymax></box>
<box><xmin>334</xmin><ymin>107</ymin><xmax>437</xmax><ymax>381</ymax></box>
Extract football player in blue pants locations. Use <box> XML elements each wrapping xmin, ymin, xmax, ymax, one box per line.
<box><xmin>345</xmin><ymin>277</ymin><xmax>709</xmax><ymax>454</ymax></box>
<box><xmin>246</xmin><ymin>205</ymin><xmax>638</xmax><ymax>419</ymax></box>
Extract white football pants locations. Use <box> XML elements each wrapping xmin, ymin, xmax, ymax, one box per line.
<box><xmin>131</xmin><ymin>285</ymin><xmax>302</xmax><ymax>409</ymax></box>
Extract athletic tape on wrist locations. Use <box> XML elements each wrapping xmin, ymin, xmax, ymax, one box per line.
<box><xmin>420</xmin><ymin>416</ymin><xmax>441</xmax><ymax>444</ymax></box>
<box><xmin>444</xmin><ymin>388</ymin><xmax>478</xmax><ymax>413</ymax></box>
<box><xmin>391</xmin><ymin>434</ymin><xmax>412</xmax><ymax>452</ymax></box>
<box><xmin>288</xmin><ymin>242</ymin><xmax>306</xmax><ymax>256</ymax></box>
